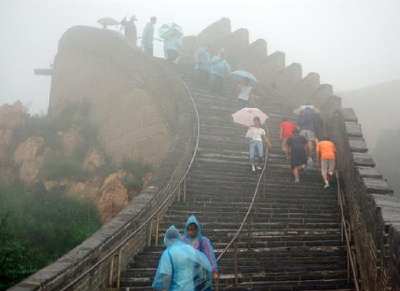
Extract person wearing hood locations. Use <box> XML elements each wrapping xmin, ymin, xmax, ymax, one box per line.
<box><xmin>182</xmin><ymin>215</ymin><xmax>218</xmax><ymax>288</ymax></box>
<box><xmin>210</xmin><ymin>49</ymin><xmax>231</xmax><ymax>94</ymax></box>
<box><xmin>152</xmin><ymin>225</ymin><xmax>212</xmax><ymax>291</ymax></box>
<box><xmin>121</xmin><ymin>15</ymin><xmax>137</xmax><ymax>45</ymax></box>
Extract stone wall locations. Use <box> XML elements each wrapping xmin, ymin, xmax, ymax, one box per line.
<box><xmin>49</xmin><ymin>26</ymin><xmax>188</xmax><ymax>167</ymax></box>
<box><xmin>319</xmin><ymin>97</ymin><xmax>400</xmax><ymax>290</ymax></box>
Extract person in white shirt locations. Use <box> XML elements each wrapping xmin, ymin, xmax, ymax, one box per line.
<box><xmin>237</xmin><ymin>78</ymin><xmax>253</xmax><ymax>107</ymax></box>
<box><xmin>245</xmin><ymin>117</ymin><xmax>272</xmax><ymax>172</ymax></box>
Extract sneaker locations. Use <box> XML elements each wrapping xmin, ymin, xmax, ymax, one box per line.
<box><xmin>256</xmin><ymin>166</ymin><xmax>262</xmax><ymax>170</ymax></box>
<box><xmin>324</xmin><ymin>183</ymin><xmax>330</xmax><ymax>189</ymax></box>
<box><xmin>294</xmin><ymin>177</ymin><xmax>300</xmax><ymax>183</ymax></box>
<box><xmin>251</xmin><ymin>165</ymin><xmax>256</xmax><ymax>173</ymax></box>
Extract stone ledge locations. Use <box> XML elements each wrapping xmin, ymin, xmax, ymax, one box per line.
<box><xmin>352</xmin><ymin>152</ymin><xmax>375</xmax><ymax>167</ymax></box>
<box><xmin>341</xmin><ymin>108</ymin><xmax>358</xmax><ymax>122</ymax></box>
<box><xmin>357</xmin><ymin>166</ymin><xmax>383</xmax><ymax>179</ymax></box>
<box><xmin>362</xmin><ymin>178</ymin><xmax>394</xmax><ymax>194</ymax></box>
<box><xmin>345</xmin><ymin>122</ymin><xmax>363</xmax><ymax>137</ymax></box>
<box><xmin>349</xmin><ymin>137</ymin><xmax>368</xmax><ymax>153</ymax></box>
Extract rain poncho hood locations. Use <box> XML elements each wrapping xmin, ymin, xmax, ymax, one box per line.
<box><xmin>210</xmin><ymin>55</ymin><xmax>231</xmax><ymax>78</ymax></box>
<box><xmin>184</xmin><ymin>214</ymin><xmax>202</xmax><ymax>238</ymax></box>
<box><xmin>182</xmin><ymin>215</ymin><xmax>218</xmax><ymax>273</ymax></box>
<box><xmin>152</xmin><ymin>225</ymin><xmax>212</xmax><ymax>291</ymax></box>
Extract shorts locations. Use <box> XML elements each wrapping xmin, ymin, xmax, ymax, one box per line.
<box><xmin>300</xmin><ymin>129</ymin><xmax>316</xmax><ymax>141</ymax></box>
<box><xmin>321</xmin><ymin>159</ymin><xmax>335</xmax><ymax>175</ymax></box>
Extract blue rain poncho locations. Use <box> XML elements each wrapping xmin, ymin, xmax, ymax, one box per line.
<box><xmin>194</xmin><ymin>47</ymin><xmax>211</xmax><ymax>72</ymax></box>
<box><xmin>163</xmin><ymin>35</ymin><xmax>183</xmax><ymax>52</ymax></box>
<box><xmin>182</xmin><ymin>215</ymin><xmax>218</xmax><ymax>274</ymax></box>
<box><xmin>210</xmin><ymin>55</ymin><xmax>231</xmax><ymax>78</ymax></box>
<box><xmin>152</xmin><ymin>225</ymin><xmax>212</xmax><ymax>291</ymax></box>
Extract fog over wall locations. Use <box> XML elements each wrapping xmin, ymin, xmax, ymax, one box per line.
<box><xmin>1</xmin><ymin>0</ymin><xmax>400</xmax><ymax>113</ymax></box>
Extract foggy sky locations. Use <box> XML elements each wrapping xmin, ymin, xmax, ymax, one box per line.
<box><xmin>1</xmin><ymin>0</ymin><xmax>400</xmax><ymax>113</ymax></box>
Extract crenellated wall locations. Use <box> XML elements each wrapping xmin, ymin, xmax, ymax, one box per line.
<box><xmin>185</xmin><ymin>18</ymin><xmax>400</xmax><ymax>290</ymax></box>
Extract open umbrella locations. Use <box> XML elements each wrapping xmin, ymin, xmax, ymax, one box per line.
<box><xmin>293</xmin><ymin>105</ymin><xmax>320</xmax><ymax>115</ymax></box>
<box><xmin>232</xmin><ymin>107</ymin><xmax>269</xmax><ymax>127</ymax></box>
<box><xmin>231</xmin><ymin>70</ymin><xmax>258</xmax><ymax>83</ymax></box>
<box><xmin>158</xmin><ymin>23</ymin><xmax>183</xmax><ymax>39</ymax></box>
<box><xmin>97</xmin><ymin>17</ymin><xmax>120</xmax><ymax>29</ymax></box>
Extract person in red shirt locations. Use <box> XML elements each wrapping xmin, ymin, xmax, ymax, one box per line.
<box><xmin>279</xmin><ymin>118</ymin><xmax>299</xmax><ymax>158</ymax></box>
<box><xmin>316</xmin><ymin>136</ymin><xmax>337</xmax><ymax>188</ymax></box>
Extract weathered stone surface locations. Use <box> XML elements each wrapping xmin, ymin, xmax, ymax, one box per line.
<box><xmin>0</xmin><ymin>128</ymin><xmax>13</xmax><ymax>159</ymax></box>
<box><xmin>195</xmin><ymin>17</ymin><xmax>231</xmax><ymax>47</ymax></box>
<box><xmin>13</xmin><ymin>136</ymin><xmax>45</xmax><ymax>166</ymax></box>
<box><xmin>341</xmin><ymin>108</ymin><xmax>358</xmax><ymax>122</ymax></box>
<box><xmin>19</xmin><ymin>157</ymin><xmax>44</xmax><ymax>184</ymax></box>
<box><xmin>254</xmin><ymin>51</ymin><xmax>285</xmax><ymax>85</ymax></box>
<box><xmin>363</xmin><ymin>178</ymin><xmax>394</xmax><ymax>194</ymax></box>
<box><xmin>357</xmin><ymin>166</ymin><xmax>383</xmax><ymax>179</ymax></box>
<box><xmin>352</xmin><ymin>152</ymin><xmax>375</xmax><ymax>167</ymax></box>
<box><xmin>345</xmin><ymin>122</ymin><xmax>363</xmax><ymax>137</ymax></box>
<box><xmin>60</xmin><ymin>129</ymin><xmax>81</xmax><ymax>157</ymax></box>
<box><xmin>287</xmin><ymin>72</ymin><xmax>320</xmax><ymax>104</ymax></box>
<box><xmin>97</xmin><ymin>170</ymin><xmax>129</xmax><ymax>223</ymax></box>
<box><xmin>68</xmin><ymin>176</ymin><xmax>103</xmax><ymax>201</ymax></box>
<box><xmin>348</xmin><ymin>137</ymin><xmax>368</xmax><ymax>152</ymax></box>
<box><xmin>82</xmin><ymin>148</ymin><xmax>105</xmax><ymax>173</ymax></box>
<box><xmin>236</xmin><ymin>39</ymin><xmax>267</xmax><ymax>71</ymax></box>
<box><xmin>372</xmin><ymin>194</ymin><xmax>400</xmax><ymax>224</ymax></box>
<box><xmin>0</xmin><ymin>100</ymin><xmax>26</xmax><ymax>129</ymax></box>
<box><xmin>273</xmin><ymin>63</ymin><xmax>302</xmax><ymax>94</ymax></box>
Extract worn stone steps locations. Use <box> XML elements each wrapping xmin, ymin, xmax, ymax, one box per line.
<box><xmin>120</xmin><ymin>69</ymin><xmax>352</xmax><ymax>290</ymax></box>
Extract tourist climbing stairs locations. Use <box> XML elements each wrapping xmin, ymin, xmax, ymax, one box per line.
<box><xmin>120</xmin><ymin>72</ymin><xmax>354</xmax><ymax>290</ymax></box>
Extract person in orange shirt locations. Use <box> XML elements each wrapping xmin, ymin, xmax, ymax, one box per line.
<box><xmin>316</xmin><ymin>136</ymin><xmax>336</xmax><ymax>188</ymax></box>
<box><xmin>279</xmin><ymin>118</ymin><xmax>298</xmax><ymax>158</ymax></box>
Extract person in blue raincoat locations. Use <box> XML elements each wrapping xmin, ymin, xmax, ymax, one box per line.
<box><xmin>182</xmin><ymin>215</ymin><xmax>218</xmax><ymax>290</ymax></box>
<box><xmin>152</xmin><ymin>225</ymin><xmax>212</xmax><ymax>291</ymax></box>
<box><xmin>163</xmin><ymin>31</ymin><xmax>183</xmax><ymax>63</ymax></box>
<box><xmin>194</xmin><ymin>44</ymin><xmax>212</xmax><ymax>85</ymax></box>
<box><xmin>210</xmin><ymin>49</ymin><xmax>231</xmax><ymax>94</ymax></box>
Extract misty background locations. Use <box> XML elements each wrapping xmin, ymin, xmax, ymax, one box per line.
<box><xmin>1</xmin><ymin>0</ymin><xmax>400</xmax><ymax>192</ymax></box>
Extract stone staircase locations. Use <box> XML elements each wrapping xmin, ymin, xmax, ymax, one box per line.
<box><xmin>120</xmin><ymin>76</ymin><xmax>354</xmax><ymax>290</ymax></box>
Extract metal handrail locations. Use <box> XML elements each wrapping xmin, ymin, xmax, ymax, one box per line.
<box><xmin>59</xmin><ymin>76</ymin><xmax>200</xmax><ymax>291</ymax></box>
<box><xmin>335</xmin><ymin>170</ymin><xmax>360</xmax><ymax>291</ymax></box>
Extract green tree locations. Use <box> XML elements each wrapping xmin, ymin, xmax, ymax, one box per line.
<box><xmin>0</xmin><ymin>184</ymin><xmax>101</xmax><ymax>290</ymax></box>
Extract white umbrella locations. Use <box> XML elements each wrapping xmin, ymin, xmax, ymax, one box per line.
<box><xmin>232</xmin><ymin>107</ymin><xmax>269</xmax><ymax>127</ymax></box>
<box><xmin>293</xmin><ymin>105</ymin><xmax>320</xmax><ymax>115</ymax></box>
<box><xmin>98</xmin><ymin>17</ymin><xmax>120</xmax><ymax>29</ymax></box>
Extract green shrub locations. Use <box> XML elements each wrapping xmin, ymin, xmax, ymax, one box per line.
<box><xmin>0</xmin><ymin>183</ymin><xmax>101</xmax><ymax>290</ymax></box>
<box><xmin>42</xmin><ymin>155</ymin><xmax>86</xmax><ymax>181</ymax></box>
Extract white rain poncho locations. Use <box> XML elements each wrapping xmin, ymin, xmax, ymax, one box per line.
<box><xmin>152</xmin><ymin>225</ymin><xmax>212</xmax><ymax>291</ymax></box>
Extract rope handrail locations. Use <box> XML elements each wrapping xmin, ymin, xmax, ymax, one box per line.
<box><xmin>335</xmin><ymin>170</ymin><xmax>360</xmax><ymax>291</ymax></box>
<box><xmin>216</xmin><ymin>124</ymin><xmax>270</xmax><ymax>262</ymax></box>
<box><xmin>59</xmin><ymin>76</ymin><xmax>200</xmax><ymax>291</ymax></box>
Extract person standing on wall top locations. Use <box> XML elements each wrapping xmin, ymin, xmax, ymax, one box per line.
<box><xmin>152</xmin><ymin>225</ymin><xmax>212</xmax><ymax>291</ymax></box>
<box><xmin>316</xmin><ymin>136</ymin><xmax>337</xmax><ymax>188</ymax></box>
<box><xmin>286</xmin><ymin>128</ymin><xmax>307</xmax><ymax>183</ymax></box>
<box><xmin>142</xmin><ymin>16</ymin><xmax>157</xmax><ymax>56</ymax></box>
<box><xmin>297</xmin><ymin>105</ymin><xmax>318</xmax><ymax>168</ymax></box>
<box><xmin>279</xmin><ymin>118</ymin><xmax>298</xmax><ymax>159</ymax></box>
<box><xmin>194</xmin><ymin>44</ymin><xmax>212</xmax><ymax>86</ymax></box>
<box><xmin>210</xmin><ymin>49</ymin><xmax>231</xmax><ymax>94</ymax></box>
<box><xmin>121</xmin><ymin>15</ymin><xmax>137</xmax><ymax>45</ymax></box>
<box><xmin>237</xmin><ymin>78</ymin><xmax>254</xmax><ymax>107</ymax></box>
<box><xmin>246</xmin><ymin>116</ymin><xmax>272</xmax><ymax>173</ymax></box>
<box><xmin>163</xmin><ymin>31</ymin><xmax>183</xmax><ymax>64</ymax></box>
<box><xmin>182</xmin><ymin>215</ymin><xmax>218</xmax><ymax>290</ymax></box>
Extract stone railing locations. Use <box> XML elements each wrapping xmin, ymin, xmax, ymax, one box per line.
<box><xmin>319</xmin><ymin>96</ymin><xmax>400</xmax><ymax>290</ymax></box>
<box><xmin>10</xmin><ymin>31</ymin><xmax>199</xmax><ymax>291</ymax></box>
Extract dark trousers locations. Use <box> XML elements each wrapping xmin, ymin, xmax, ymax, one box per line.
<box><xmin>211</xmin><ymin>75</ymin><xmax>224</xmax><ymax>94</ymax></box>
<box><xmin>144</xmin><ymin>45</ymin><xmax>153</xmax><ymax>56</ymax></box>
<box><xmin>166</xmin><ymin>49</ymin><xmax>179</xmax><ymax>63</ymax></box>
